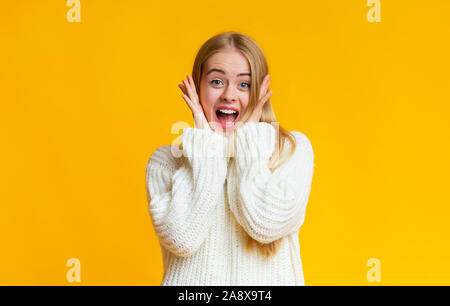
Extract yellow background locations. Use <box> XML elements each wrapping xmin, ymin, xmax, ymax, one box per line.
<box><xmin>1</xmin><ymin>0</ymin><xmax>449</xmax><ymax>285</ymax></box>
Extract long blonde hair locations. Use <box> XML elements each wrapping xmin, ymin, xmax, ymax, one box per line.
<box><xmin>191</xmin><ymin>31</ymin><xmax>297</xmax><ymax>259</ymax></box>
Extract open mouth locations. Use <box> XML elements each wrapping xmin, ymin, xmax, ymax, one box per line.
<box><xmin>215</xmin><ymin>108</ymin><xmax>239</xmax><ymax>129</ymax></box>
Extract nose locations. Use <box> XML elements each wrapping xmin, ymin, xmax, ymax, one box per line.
<box><xmin>221</xmin><ymin>84</ymin><xmax>238</xmax><ymax>102</ymax></box>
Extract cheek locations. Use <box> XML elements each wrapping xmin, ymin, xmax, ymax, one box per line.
<box><xmin>240</xmin><ymin>94</ymin><xmax>251</xmax><ymax>112</ymax></box>
<box><xmin>200</xmin><ymin>87</ymin><xmax>219</xmax><ymax>121</ymax></box>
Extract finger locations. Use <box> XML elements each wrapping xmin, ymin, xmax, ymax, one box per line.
<box><xmin>264</xmin><ymin>90</ymin><xmax>273</xmax><ymax>101</ymax></box>
<box><xmin>187</xmin><ymin>75</ymin><xmax>197</xmax><ymax>91</ymax></box>
<box><xmin>187</xmin><ymin>75</ymin><xmax>200</xmax><ymax>102</ymax></box>
<box><xmin>258</xmin><ymin>90</ymin><xmax>273</xmax><ymax>109</ymax></box>
<box><xmin>261</xmin><ymin>80</ymin><xmax>271</xmax><ymax>99</ymax></box>
<box><xmin>183</xmin><ymin>79</ymin><xmax>195</xmax><ymax>103</ymax></box>
<box><xmin>183</xmin><ymin>91</ymin><xmax>204</xmax><ymax>118</ymax></box>
<box><xmin>259</xmin><ymin>74</ymin><xmax>271</xmax><ymax>100</ymax></box>
<box><xmin>178</xmin><ymin>84</ymin><xmax>187</xmax><ymax>95</ymax></box>
<box><xmin>181</xmin><ymin>93</ymin><xmax>194</xmax><ymax>111</ymax></box>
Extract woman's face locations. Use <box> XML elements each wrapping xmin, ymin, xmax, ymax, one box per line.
<box><xmin>199</xmin><ymin>49</ymin><xmax>251</xmax><ymax>136</ymax></box>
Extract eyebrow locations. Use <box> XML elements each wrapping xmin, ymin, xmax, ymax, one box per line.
<box><xmin>206</xmin><ymin>68</ymin><xmax>251</xmax><ymax>77</ymax></box>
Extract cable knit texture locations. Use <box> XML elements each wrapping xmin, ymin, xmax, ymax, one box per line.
<box><xmin>145</xmin><ymin>122</ymin><xmax>315</xmax><ymax>285</ymax></box>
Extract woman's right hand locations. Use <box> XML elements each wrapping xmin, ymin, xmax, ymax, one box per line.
<box><xmin>178</xmin><ymin>75</ymin><xmax>212</xmax><ymax>131</ymax></box>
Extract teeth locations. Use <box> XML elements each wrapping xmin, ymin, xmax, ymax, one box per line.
<box><xmin>218</xmin><ymin>109</ymin><xmax>237</xmax><ymax>114</ymax></box>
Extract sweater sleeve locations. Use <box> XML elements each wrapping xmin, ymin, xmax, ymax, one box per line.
<box><xmin>227</xmin><ymin>122</ymin><xmax>315</xmax><ymax>244</ymax></box>
<box><xmin>145</xmin><ymin>127</ymin><xmax>229</xmax><ymax>257</ymax></box>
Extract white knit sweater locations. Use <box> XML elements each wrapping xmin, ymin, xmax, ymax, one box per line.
<box><xmin>145</xmin><ymin>122</ymin><xmax>315</xmax><ymax>286</ymax></box>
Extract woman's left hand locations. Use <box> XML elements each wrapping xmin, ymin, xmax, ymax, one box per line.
<box><xmin>247</xmin><ymin>74</ymin><xmax>273</xmax><ymax>123</ymax></box>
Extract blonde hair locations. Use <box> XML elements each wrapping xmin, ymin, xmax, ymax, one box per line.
<box><xmin>191</xmin><ymin>31</ymin><xmax>297</xmax><ymax>259</ymax></box>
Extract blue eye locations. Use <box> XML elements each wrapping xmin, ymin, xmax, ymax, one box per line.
<box><xmin>211</xmin><ymin>79</ymin><xmax>223</xmax><ymax>85</ymax></box>
<box><xmin>210</xmin><ymin>79</ymin><xmax>250</xmax><ymax>89</ymax></box>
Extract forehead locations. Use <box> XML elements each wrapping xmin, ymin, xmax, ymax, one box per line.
<box><xmin>203</xmin><ymin>50</ymin><xmax>250</xmax><ymax>76</ymax></box>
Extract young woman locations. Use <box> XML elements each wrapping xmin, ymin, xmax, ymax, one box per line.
<box><xmin>145</xmin><ymin>31</ymin><xmax>315</xmax><ymax>286</ymax></box>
